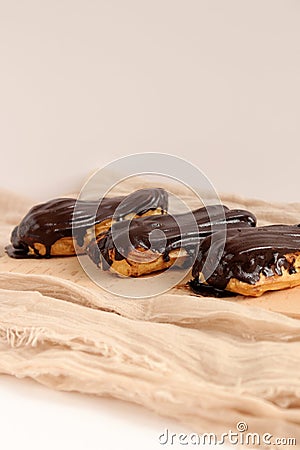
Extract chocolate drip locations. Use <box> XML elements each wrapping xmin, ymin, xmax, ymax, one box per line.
<box><xmin>192</xmin><ymin>224</ymin><xmax>300</xmax><ymax>290</ymax></box>
<box><xmin>89</xmin><ymin>205</ymin><xmax>256</xmax><ymax>268</ymax></box>
<box><xmin>189</xmin><ymin>279</ymin><xmax>236</xmax><ymax>298</ymax></box>
<box><xmin>6</xmin><ymin>188</ymin><xmax>168</xmax><ymax>258</ymax></box>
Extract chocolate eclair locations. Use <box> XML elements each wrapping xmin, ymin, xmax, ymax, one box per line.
<box><xmin>190</xmin><ymin>225</ymin><xmax>300</xmax><ymax>297</ymax></box>
<box><xmin>86</xmin><ymin>205</ymin><xmax>256</xmax><ymax>277</ymax></box>
<box><xmin>5</xmin><ymin>188</ymin><xmax>168</xmax><ymax>258</ymax></box>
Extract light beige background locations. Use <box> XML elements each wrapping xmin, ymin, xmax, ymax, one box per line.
<box><xmin>0</xmin><ymin>4</ymin><xmax>299</xmax><ymax>449</ymax></box>
<box><xmin>0</xmin><ymin>0</ymin><xmax>299</xmax><ymax>202</ymax></box>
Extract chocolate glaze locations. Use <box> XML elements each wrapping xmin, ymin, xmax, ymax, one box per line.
<box><xmin>189</xmin><ymin>279</ymin><xmax>237</xmax><ymax>298</ymax></box>
<box><xmin>5</xmin><ymin>188</ymin><xmax>168</xmax><ymax>258</ymax></box>
<box><xmin>192</xmin><ymin>224</ymin><xmax>300</xmax><ymax>293</ymax></box>
<box><xmin>87</xmin><ymin>205</ymin><xmax>256</xmax><ymax>269</ymax></box>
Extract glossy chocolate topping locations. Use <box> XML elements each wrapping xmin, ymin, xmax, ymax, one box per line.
<box><xmin>6</xmin><ymin>188</ymin><xmax>168</xmax><ymax>258</ymax></box>
<box><xmin>87</xmin><ymin>205</ymin><xmax>256</xmax><ymax>268</ymax></box>
<box><xmin>192</xmin><ymin>224</ymin><xmax>300</xmax><ymax>291</ymax></box>
<box><xmin>189</xmin><ymin>279</ymin><xmax>237</xmax><ymax>297</ymax></box>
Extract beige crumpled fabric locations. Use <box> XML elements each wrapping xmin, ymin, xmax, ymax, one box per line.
<box><xmin>0</xmin><ymin>184</ymin><xmax>300</xmax><ymax>444</ymax></box>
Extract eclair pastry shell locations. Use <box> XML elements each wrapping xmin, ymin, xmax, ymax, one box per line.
<box><xmin>197</xmin><ymin>253</ymin><xmax>300</xmax><ymax>297</ymax></box>
<box><xmin>26</xmin><ymin>208</ymin><xmax>164</xmax><ymax>257</ymax></box>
